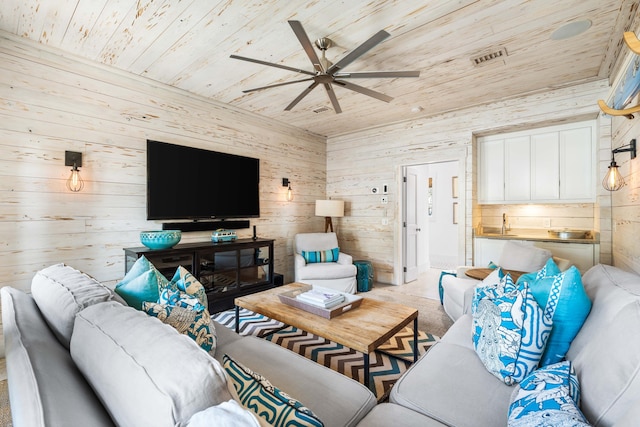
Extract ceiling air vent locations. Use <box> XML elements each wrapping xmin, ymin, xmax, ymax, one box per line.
<box><xmin>471</xmin><ymin>47</ymin><xmax>508</xmax><ymax>67</ymax></box>
<box><xmin>313</xmin><ymin>106</ymin><xmax>330</xmax><ymax>114</ymax></box>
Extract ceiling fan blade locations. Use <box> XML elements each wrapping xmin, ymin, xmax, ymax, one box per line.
<box><xmin>288</xmin><ymin>20</ymin><xmax>324</xmax><ymax>73</ymax></box>
<box><xmin>334</xmin><ymin>70</ymin><xmax>420</xmax><ymax>78</ymax></box>
<box><xmin>324</xmin><ymin>84</ymin><xmax>342</xmax><ymax>114</ymax></box>
<box><xmin>242</xmin><ymin>77</ymin><xmax>315</xmax><ymax>93</ymax></box>
<box><xmin>334</xmin><ymin>80</ymin><xmax>393</xmax><ymax>103</ymax></box>
<box><xmin>327</xmin><ymin>29</ymin><xmax>390</xmax><ymax>75</ymax></box>
<box><xmin>230</xmin><ymin>54</ymin><xmax>316</xmax><ymax>76</ymax></box>
<box><xmin>285</xmin><ymin>81</ymin><xmax>320</xmax><ymax>111</ymax></box>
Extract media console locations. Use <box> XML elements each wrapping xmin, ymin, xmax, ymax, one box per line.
<box><xmin>124</xmin><ymin>238</ymin><xmax>278</xmax><ymax>313</ymax></box>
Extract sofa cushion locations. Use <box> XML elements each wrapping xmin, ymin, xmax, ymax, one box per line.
<box><xmin>498</xmin><ymin>241</ymin><xmax>551</xmax><ymax>273</ymax></box>
<box><xmin>71</xmin><ymin>301</ymin><xmax>233</xmax><ymax>427</ymax></box>
<box><xmin>302</xmin><ymin>247</ymin><xmax>339</xmax><ymax>264</ymax></box>
<box><xmin>296</xmin><ymin>262</ymin><xmax>357</xmax><ymax>280</ymax></box>
<box><xmin>1</xmin><ymin>287</ymin><xmax>114</xmax><ymax>427</ymax></box>
<box><xmin>568</xmin><ymin>300</ymin><xmax>640</xmax><ymax>426</ymax></box>
<box><xmin>31</xmin><ymin>263</ymin><xmax>114</xmax><ymax>349</ymax></box>
<box><xmin>356</xmin><ymin>403</ymin><xmax>448</xmax><ymax>427</ymax></box>
<box><xmin>114</xmin><ymin>256</ymin><xmax>167</xmax><ymax>309</ymax></box>
<box><xmin>518</xmin><ymin>259</ymin><xmax>591</xmax><ymax>366</ymax></box>
<box><xmin>223</xmin><ymin>354</ymin><xmax>324</xmax><ymax>427</ymax></box>
<box><xmin>390</xmin><ymin>339</ymin><xmax>513</xmax><ymax>427</ymax></box>
<box><xmin>472</xmin><ymin>275</ymin><xmax>552</xmax><ymax>385</ymax></box>
<box><xmin>214</xmin><ymin>334</ymin><xmax>376</xmax><ymax>427</ymax></box>
<box><xmin>187</xmin><ymin>400</ymin><xmax>261</xmax><ymax>427</ymax></box>
<box><xmin>508</xmin><ymin>361</ymin><xmax>588</xmax><ymax>426</ymax></box>
<box><xmin>143</xmin><ymin>302</ymin><xmax>217</xmax><ymax>355</ymax></box>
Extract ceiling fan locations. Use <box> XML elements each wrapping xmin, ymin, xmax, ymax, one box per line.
<box><xmin>230</xmin><ymin>20</ymin><xmax>420</xmax><ymax>114</ymax></box>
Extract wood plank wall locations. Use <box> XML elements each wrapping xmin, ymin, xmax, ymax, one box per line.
<box><xmin>0</xmin><ymin>31</ymin><xmax>326</xmax><ymax>292</ymax></box>
<box><xmin>327</xmin><ymin>80</ymin><xmax>611</xmax><ymax>285</ymax></box>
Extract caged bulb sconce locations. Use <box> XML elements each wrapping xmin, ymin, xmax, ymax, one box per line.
<box><xmin>65</xmin><ymin>151</ymin><xmax>84</xmax><ymax>192</ymax></box>
<box><xmin>282</xmin><ymin>178</ymin><xmax>293</xmax><ymax>201</ymax></box>
<box><xmin>603</xmin><ymin>139</ymin><xmax>636</xmax><ymax>191</ymax></box>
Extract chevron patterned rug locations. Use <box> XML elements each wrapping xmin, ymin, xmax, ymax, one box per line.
<box><xmin>212</xmin><ymin>308</ymin><xmax>439</xmax><ymax>401</ymax></box>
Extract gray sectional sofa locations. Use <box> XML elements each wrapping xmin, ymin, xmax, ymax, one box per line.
<box><xmin>2</xmin><ymin>264</ymin><xmax>376</xmax><ymax>427</ymax></box>
<box><xmin>3</xmin><ymin>262</ymin><xmax>640</xmax><ymax>426</ymax></box>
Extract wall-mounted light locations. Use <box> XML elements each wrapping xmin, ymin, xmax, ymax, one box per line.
<box><xmin>65</xmin><ymin>151</ymin><xmax>84</xmax><ymax>192</ymax></box>
<box><xmin>603</xmin><ymin>139</ymin><xmax>636</xmax><ymax>191</ymax></box>
<box><xmin>282</xmin><ymin>178</ymin><xmax>293</xmax><ymax>201</ymax></box>
<box><xmin>315</xmin><ymin>199</ymin><xmax>344</xmax><ymax>233</ymax></box>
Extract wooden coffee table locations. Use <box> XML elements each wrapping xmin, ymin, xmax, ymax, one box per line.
<box><xmin>234</xmin><ymin>282</ymin><xmax>419</xmax><ymax>388</ymax></box>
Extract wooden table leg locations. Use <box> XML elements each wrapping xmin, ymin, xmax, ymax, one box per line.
<box><xmin>235</xmin><ymin>305</ymin><xmax>240</xmax><ymax>334</ymax></box>
<box><xmin>413</xmin><ymin>317</ymin><xmax>418</xmax><ymax>363</ymax></box>
<box><xmin>363</xmin><ymin>353</ymin><xmax>370</xmax><ymax>389</ymax></box>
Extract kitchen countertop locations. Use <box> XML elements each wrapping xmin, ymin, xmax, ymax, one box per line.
<box><xmin>474</xmin><ymin>228</ymin><xmax>599</xmax><ymax>244</ymax></box>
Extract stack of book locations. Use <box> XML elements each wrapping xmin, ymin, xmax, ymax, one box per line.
<box><xmin>296</xmin><ymin>289</ymin><xmax>345</xmax><ymax>309</ymax></box>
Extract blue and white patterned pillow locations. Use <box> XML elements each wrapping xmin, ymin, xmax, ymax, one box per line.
<box><xmin>143</xmin><ymin>302</ymin><xmax>216</xmax><ymax>355</ymax></box>
<box><xmin>517</xmin><ymin>259</ymin><xmax>592</xmax><ymax>366</ymax></box>
<box><xmin>167</xmin><ymin>266</ymin><xmax>209</xmax><ymax>310</ymax></box>
<box><xmin>301</xmin><ymin>248</ymin><xmax>339</xmax><ymax>264</ymax></box>
<box><xmin>159</xmin><ymin>287</ymin><xmax>207</xmax><ymax>312</ymax></box>
<box><xmin>508</xmin><ymin>361</ymin><xmax>589</xmax><ymax>426</ymax></box>
<box><xmin>472</xmin><ymin>274</ymin><xmax>553</xmax><ymax>385</ymax></box>
<box><xmin>223</xmin><ymin>354</ymin><xmax>324</xmax><ymax>427</ymax></box>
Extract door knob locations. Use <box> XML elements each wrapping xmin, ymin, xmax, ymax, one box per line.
<box><xmin>416</xmin><ymin>228</ymin><xmax>421</xmax><ymax>232</ymax></box>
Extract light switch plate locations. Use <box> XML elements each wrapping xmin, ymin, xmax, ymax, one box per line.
<box><xmin>543</xmin><ymin>218</ymin><xmax>551</xmax><ymax>228</ymax></box>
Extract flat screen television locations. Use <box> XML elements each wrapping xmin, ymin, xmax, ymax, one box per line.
<box><xmin>146</xmin><ymin>140</ymin><xmax>260</xmax><ymax>220</ymax></box>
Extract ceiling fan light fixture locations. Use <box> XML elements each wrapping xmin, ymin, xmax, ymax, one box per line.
<box><xmin>230</xmin><ymin>20</ymin><xmax>420</xmax><ymax>114</ymax></box>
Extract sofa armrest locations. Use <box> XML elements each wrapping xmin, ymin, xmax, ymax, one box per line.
<box><xmin>456</xmin><ymin>265</ymin><xmax>475</xmax><ymax>277</ymax></box>
<box><xmin>294</xmin><ymin>253</ymin><xmax>307</xmax><ymax>269</ymax></box>
<box><xmin>337</xmin><ymin>252</ymin><xmax>353</xmax><ymax>265</ymax></box>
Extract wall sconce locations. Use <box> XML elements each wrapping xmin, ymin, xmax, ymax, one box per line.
<box><xmin>603</xmin><ymin>139</ymin><xmax>636</xmax><ymax>191</ymax></box>
<box><xmin>315</xmin><ymin>199</ymin><xmax>344</xmax><ymax>232</ymax></box>
<box><xmin>65</xmin><ymin>151</ymin><xmax>84</xmax><ymax>192</ymax></box>
<box><xmin>282</xmin><ymin>178</ymin><xmax>293</xmax><ymax>201</ymax></box>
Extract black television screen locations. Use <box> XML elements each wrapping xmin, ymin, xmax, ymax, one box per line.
<box><xmin>146</xmin><ymin>140</ymin><xmax>260</xmax><ymax>220</ymax></box>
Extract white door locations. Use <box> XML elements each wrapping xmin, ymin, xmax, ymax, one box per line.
<box><xmin>403</xmin><ymin>167</ymin><xmax>419</xmax><ymax>283</ymax></box>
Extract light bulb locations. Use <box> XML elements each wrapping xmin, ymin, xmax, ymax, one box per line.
<box><xmin>602</xmin><ymin>162</ymin><xmax>624</xmax><ymax>191</ymax></box>
<box><xmin>67</xmin><ymin>165</ymin><xmax>84</xmax><ymax>192</ymax></box>
<box><xmin>286</xmin><ymin>184</ymin><xmax>293</xmax><ymax>201</ymax></box>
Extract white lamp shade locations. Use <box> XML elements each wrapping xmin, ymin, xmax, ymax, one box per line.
<box><xmin>315</xmin><ymin>200</ymin><xmax>344</xmax><ymax>217</ymax></box>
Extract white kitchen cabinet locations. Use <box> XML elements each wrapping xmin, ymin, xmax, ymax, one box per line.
<box><xmin>478</xmin><ymin>138</ymin><xmax>504</xmax><ymax>203</ymax></box>
<box><xmin>474</xmin><ymin>238</ymin><xmax>597</xmax><ymax>275</ymax></box>
<box><xmin>504</xmin><ymin>136</ymin><xmax>531</xmax><ymax>201</ymax></box>
<box><xmin>531</xmin><ymin>132</ymin><xmax>559</xmax><ymax>200</ymax></box>
<box><xmin>559</xmin><ymin>126</ymin><xmax>594</xmax><ymax>200</ymax></box>
<box><xmin>478</xmin><ymin>121</ymin><xmax>595</xmax><ymax>204</ymax></box>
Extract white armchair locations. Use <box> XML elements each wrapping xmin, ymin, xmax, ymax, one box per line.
<box><xmin>441</xmin><ymin>241</ymin><xmax>572</xmax><ymax>322</ymax></box>
<box><xmin>294</xmin><ymin>233</ymin><xmax>357</xmax><ymax>294</ymax></box>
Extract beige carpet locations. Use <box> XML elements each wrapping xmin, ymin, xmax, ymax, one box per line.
<box><xmin>0</xmin><ymin>380</ymin><xmax>11</xmax><ymax>427</ymax></box>
<box><xmin>364</xmin><ymin>283</ymin><xmax>453</xmax><ymax>338</ymax></box>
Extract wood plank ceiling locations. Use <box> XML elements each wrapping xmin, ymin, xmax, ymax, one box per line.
<box><xmin>0</xmin><ymin>0</ymin><xmax>637</xmax><ymax>138</ymax></box>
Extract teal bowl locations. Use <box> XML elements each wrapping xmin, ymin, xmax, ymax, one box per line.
<box><xmin>140</xmin><ymin>230</ymin><xmax>182</xmax><ymax>250</ymax></box>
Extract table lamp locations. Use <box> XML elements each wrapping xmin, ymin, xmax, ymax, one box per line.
<box><xmin>315</xmin><ymin>200</ymin><xmax>344</xmax><ymax>233</ymax></box>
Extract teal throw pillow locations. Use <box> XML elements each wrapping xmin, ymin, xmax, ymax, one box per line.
<box><xmin>518</xmin><ymin>259</ymin><xmax>592</xmax><ymax>366</ymax></box>
<box><xmin>302</xmin><ymin>248</ymin><xmax>339</xmax><ymax>264</ymax></box>
<box><xmin>472</xmin><ymin>274</ymin><xmax>553</xmax><ymax>385</ymax></box>
<box><xmin>143</xmin><ymin>302</ymin><xmax>216</xmax><ymax>355</ymax></box>
<box><xmin>114</xmin><ymin>257</ymin><xmax>168</xmax><ymax>310</ymax></box>
<box><xmin>223</xmin><ymin>354</ymin><xmax>324</xmax><ymax>427</ymax></box>
<box><xmin>168</xmin><ymin>266</ymin><xmax>209</xmax><ymax>309</ymax></box>
<box><xmin>508</xmin><ymin>361</ymin><xmax>589</xmax><ymax>426</ymax></box>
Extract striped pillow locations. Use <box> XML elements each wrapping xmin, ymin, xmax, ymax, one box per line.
<box><xmin>302</xmin><ymin>247</ymin><xmax>339</xmax><ymax>264</ymax></box>
<box><xmin>223</xmin><ymin>354</ymin><xmax>324</xmax><ymax>427</ymax></box>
